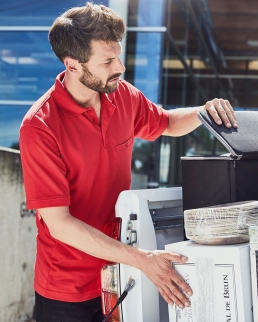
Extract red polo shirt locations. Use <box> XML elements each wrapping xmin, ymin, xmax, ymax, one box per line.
<box><xmin>19</xmin><ymin>71</ymin><xmax>169</xmax><ymax>302</ymax></box>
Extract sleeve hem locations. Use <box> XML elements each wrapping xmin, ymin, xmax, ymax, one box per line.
<box><xmin>157</xmin><ymin>108</ymin><xmax>169</xmax><ymax>137</ymax></box>
<box><xmin>26</xmin><ymin>197</ymin><xmax>70</xmax><ymax>210</ymax></box>
<box><xmin>144</xmin><ymin>108</ymin><xmax>169</xmax><ymax>141</ymax></box>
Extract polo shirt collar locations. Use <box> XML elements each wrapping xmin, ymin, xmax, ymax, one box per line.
<box><xmin>52</xmin><ymin>71</ymin><xmax>116</xmax><ymax>118</ymax></box>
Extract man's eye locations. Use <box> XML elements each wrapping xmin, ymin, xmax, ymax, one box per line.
<box><xmin>104</xmin><ymin>61</ymin><xmax>112</xmax><ymax>65</ymax></box>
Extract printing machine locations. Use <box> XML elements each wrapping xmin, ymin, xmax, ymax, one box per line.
<box><xmin>101</xmin><ymin>187</ymin><xmax>185</xmax><ymax>322</ymax></box>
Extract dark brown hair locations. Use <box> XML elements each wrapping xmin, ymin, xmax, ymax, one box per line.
<box><xmin>48</xmin><ymin>2</ymin><xmax>125</xmax><ymax>63</ymax></box>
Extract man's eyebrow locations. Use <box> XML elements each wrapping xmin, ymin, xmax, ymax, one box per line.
<box><xmin>104</xmin><ymin>57</ymin><xmax>115</xmax><ymax>62</ymax></box>
<box><xmin>103</xmin><ymin>51</ymin><xmax>123</xmax><ymax>62</ymax></box>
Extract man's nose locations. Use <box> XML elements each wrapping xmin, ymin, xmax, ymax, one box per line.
<box><xmin>114</xmin><ymin>58</ymin><xmax>126</xmax><ymax>74</ymax></box>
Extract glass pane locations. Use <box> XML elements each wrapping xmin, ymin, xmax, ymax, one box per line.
<box><xmin>126</xmin><ymin>31</ymin><xmax>163</xmax><ymax>103</ymax></box>
<box><xmin>162</xmin><ymin>0</ymin><xmax>258</xmax><ymax>109</ymax></box>
<box><xmin>158</xmin><ymin>0</ymin><xmax>258</xmax><ymax>186</ymax></box>
<box><xmin>128</xmin><ymin>0</ymin><xmax>166</xmax><ymax>27</ymax></box>
<box><xmin>0</xmin><ymin>1</ymin><xmax>108</xmax><ymax>23</ymax></box>
<box><xmin>0</xmin><ymin>0</ymin><xmax>108</xmax><ymax>148</ymax></box>
<box><xmin>0</xmin><ymin>31</ymin><xmax>63</xmax><ymax>101</ymax></box>
<box><xmin>126</xmin><ymin>0</ymin><xmax>166</xmax><ymax>188</ymax></box>
<box><xmin>131</xmin><ymin>138</ymin><xmax>156</xmax><ymax>186</ymax></box>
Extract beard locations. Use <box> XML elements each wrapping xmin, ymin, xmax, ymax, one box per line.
<box><xmin>79</xmin><ymin>64</ymin><xmax>121</xmax><ymax>94</ymax></box>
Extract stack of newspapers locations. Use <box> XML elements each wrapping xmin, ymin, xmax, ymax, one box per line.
<box><xmin>184</xmin><ymin>200</ymin><xmax>258</xmax><ymax>245</ymax></box>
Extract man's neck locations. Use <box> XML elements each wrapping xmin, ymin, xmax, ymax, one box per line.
<box><xmin>63</xmin><ymin>72</ymin><xmax>101</xmax><ymax>118</ymax></box>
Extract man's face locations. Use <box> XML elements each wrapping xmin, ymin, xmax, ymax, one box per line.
<box><xmin>79</xmin><ymin>41</ymin><xmax>126</xmax><ymax>94</ymax></box>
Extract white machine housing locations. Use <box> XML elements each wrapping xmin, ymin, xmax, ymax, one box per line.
<box><xmin>115</xmin><ymin>187</ymin><xmax>185</xmax><ymax>322</ymax></box>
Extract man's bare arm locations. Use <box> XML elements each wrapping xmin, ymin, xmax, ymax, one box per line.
<box><xmin>39</xmin><ymin>206</ymin><xmax>192</xmax><ymax>308</ymax></box>
<box><xmin>163</xmin><ymin>98</ymin><xmax>237</xmax><ymax>137</ymax></box>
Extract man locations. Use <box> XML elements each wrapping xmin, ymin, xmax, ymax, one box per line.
<box><xmin>19</xmin><ymin>2</ymin><xmax>237</xmax><ymax>322</ymax></box>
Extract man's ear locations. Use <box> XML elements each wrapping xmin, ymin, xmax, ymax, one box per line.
<box><xmin>63</xmin><ymin>57</ymin><xmax>80</xmax><ymax>73</ymax></box>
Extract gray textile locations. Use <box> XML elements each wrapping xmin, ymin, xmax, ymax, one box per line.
<box><xmin>198</xmin><ymin>110</ymin><xmax>258</xmax><ymax>158</ymax></box>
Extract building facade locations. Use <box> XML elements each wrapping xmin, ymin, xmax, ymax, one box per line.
<box><xmin>1</xmin><ymin>0</ymin><xmax>257</xmax><ymax>187</ymax></box>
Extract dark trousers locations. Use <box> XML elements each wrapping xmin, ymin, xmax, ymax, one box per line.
<box><xmin>35</xmin><ymin>292</ymin><xmax>104</xmax><ymax>322</ymax></box>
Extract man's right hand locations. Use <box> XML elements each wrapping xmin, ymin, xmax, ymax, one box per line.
<box><xmin>138</xmin><ymin>249</ymin><xmax>192</xmax><ymax>308</ymax></box>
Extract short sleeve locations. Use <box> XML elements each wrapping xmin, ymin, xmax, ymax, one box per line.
<box><xmin>19</xmin><ymin>125</ymin><xmax>71</xmax><ymax>209</ymax></box>
<box><xmin>131</xmin><ymin>88</ymin><xmax>169</xmax><ymax>141</ymax></box>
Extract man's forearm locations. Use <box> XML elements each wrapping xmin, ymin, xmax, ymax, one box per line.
<box><xmin>162</xmin><ymin>106</ymin><xmax>204</xmax><ymax>137</ymax></box>
<box><xmin>38</xmin><ymin>206</ymin><xmax>193</xmax><ymax>308</ymax></box>
<box><xmin>39</xmin><ymin>206</ymin><xmax>145</xmax><ymax>269</ymax></box>
<box><xmin>162</xmin><ymin>98</ymin><xmax>237</xmax><ymax>137</ymax></box>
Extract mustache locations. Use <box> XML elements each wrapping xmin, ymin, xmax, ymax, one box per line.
<box><xmin>107</xmin><ymin>73</ymin><xmax>122</xmax><ymax>82</ymax></box>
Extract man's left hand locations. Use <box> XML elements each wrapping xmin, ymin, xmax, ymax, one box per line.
<box><xmin>204</xmin><ymin>98</ymin><xmax>237</xmax><ymax>128</ymax></box>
